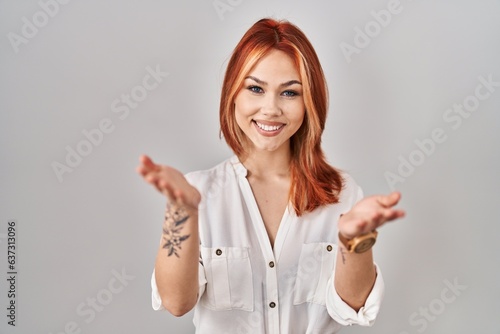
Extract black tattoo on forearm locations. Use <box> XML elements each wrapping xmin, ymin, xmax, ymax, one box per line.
<box><xmin>162</xmin><ymin>204</ymin><xmax>190</xmax><ymax>257</ymax></box>
<box><xmin>340</xmin><ymin>246</ymin><xmax>347</xmax><ymax>265</ymax></box>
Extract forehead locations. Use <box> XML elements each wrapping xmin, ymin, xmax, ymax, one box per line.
<box><xmin>246</xmin><ymin>49</ymin><xmax>300</xmax><ymax>82</ymax></box>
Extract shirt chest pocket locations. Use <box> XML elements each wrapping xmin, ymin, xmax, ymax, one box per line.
<box><xmin>200</xmin><ymin>246</ymin><xmax>254</xmax><ymax>311</ymax></box>
<box><xmin>293</xmin><ymin>242</ymin><xmax>337</xmax><ymax>306</ymax></box>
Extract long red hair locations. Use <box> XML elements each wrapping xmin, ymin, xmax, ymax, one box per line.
<box><xmin>220</xmin><ymin>18</ymin><xmax>344</xmax><ymax>216</ymax></box>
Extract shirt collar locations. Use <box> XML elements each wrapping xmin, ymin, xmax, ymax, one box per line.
<box><xmin>230</xmin><ymin>155</ymin><xmax>248</xmax><ymax>177</ymax></box>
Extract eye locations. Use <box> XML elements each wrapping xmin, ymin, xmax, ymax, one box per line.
<box><xmin>282</xmin><ymin>90</ymin><xmax>299</xmax><ymax>97</ymax></box>
<box><xmin>247</xmin><ymin>85</ymin><xmax>263</xmax><ymax>94</ymax></box>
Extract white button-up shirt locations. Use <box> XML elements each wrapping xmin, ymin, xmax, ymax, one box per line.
<box><xmin>152</xmin><ymin>156</ymin><xmax>384</xmax><ymax>333</ymax></box>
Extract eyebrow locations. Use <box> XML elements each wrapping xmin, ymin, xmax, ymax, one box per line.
<box><xmin>245</xmin><ymin>76</ymin><xmax>302</xmax><ymax>87</ymax></box>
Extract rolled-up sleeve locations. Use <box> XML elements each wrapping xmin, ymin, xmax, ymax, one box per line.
<box><xmin>151</xmin><ymin>269</ymin><xmax>164</xmax><ymax>311</ymax></box>
<box><xmin>325</xmin><ymin>263</ymin><xmax>384</xmax><ymax>326</ymax></box>
<box><xmin>151</xmin><ymin>261</ymin><xmax>208</xmax><ymax>311</ymax></box>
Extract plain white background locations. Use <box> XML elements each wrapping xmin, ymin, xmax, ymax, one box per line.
<box><xmin>1</xmin><ymin>0</ymin><xmax>499</xmax><ymax>333</ymax></box>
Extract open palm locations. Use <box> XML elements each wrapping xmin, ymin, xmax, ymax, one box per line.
<box><xmin>338</xmin><ymin>192</ymin><xmax>405</xmax><ymax>239</ymax></box>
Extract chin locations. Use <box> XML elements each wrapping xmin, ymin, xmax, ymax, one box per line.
<box><xmin>254</xmin><ymin>141</ymin><xmax>287</xmax><ymax>153</ymax></box>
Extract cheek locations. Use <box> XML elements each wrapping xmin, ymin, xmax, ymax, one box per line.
<box><xmin>234</xmin><ymin>99</ymin><xmax>250</xmax><ymax>130</ymax></box>
<box><xmin>294</xmin><ymin>115</ymin><xmax>305</xmax><ymax>132</ymax></box>
<box><xmin>234</xmin><ymin>98</ymin><xmax>245</xmax><ymax>120</ymax></box>
<box><xmin>234</xmin><ymin>96</ymin><xmax>256</xmax><ymax>118</ymax></box>
<box><xmin>289</xmin><ymin>104</ymin><xmax>306</xmax><ymax>126</ymax></box>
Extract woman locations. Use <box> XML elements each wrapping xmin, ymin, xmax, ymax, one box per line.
<box><xmin>137</xmin><ymin>18</ymin><xmax>405</xmax><ymax>333</ymax></box>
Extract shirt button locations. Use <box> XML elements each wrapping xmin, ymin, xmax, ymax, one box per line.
<box><xmin>269</xmin><ymin>261</ymin><xmax>275</xmax><ymax>268</ymax></box>
<box><xmin>326</xmin><ymin>245</ymin><xmax>333</xmax><ymax>252</ymax></box>
<box><xmin>269</xmin><ymin>302</ymin><xmax>276</xmax><ymax>308</ymax></box>
<box><xmin>215</xmin><ymin>249</ymin><xmax>222</xmax><ymax>256</ymax></box>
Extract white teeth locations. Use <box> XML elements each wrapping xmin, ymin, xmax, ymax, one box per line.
<box><xmin>256</xmin><ymin>122</ymin><xmax>283</xmax><ymax>132</ymax></box>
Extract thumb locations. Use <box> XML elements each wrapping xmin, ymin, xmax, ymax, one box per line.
<box><xmin>377</xmin><ymin>192</ymin><xmax>401</xmax><ymax>207</ymax></box>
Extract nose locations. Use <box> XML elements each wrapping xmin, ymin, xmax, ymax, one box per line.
<box><xmin>261</xmin><ymin>95</ymin><xmax>282</xmax><ymax>116</ymax></box>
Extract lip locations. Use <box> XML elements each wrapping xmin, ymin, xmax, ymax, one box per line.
<box><xmin>253</xmin><ymin>120</ymin><xmax>286</xmax><ymax>137</ymax></box>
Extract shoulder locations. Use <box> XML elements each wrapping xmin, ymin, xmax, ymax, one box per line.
<box><xmin>340</xmin><ymin>171</ymin><xmax>361</xmax><ymax>192</ymax></box>
<box><xmin>300</xmin><ymin>171</ymin><xmax>363</xmax><ymax>221</ymax></box>
<box><xmin>338</xmin><ymin>171</ymin><xmax>364</xmax><ymax>207</ymax></box>
<box><xmin>184</xmin><ymin>156</ymin><xmax>239</xmax><ymax>191</ymax></box>
<box><xmin>301</xmin><ymin>171</ymin><xmax>364</xmax><ymax>217</ymax></box>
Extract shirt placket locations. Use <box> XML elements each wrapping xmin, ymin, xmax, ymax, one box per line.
<box><xmin>238</xmin><ymin>174</ymin><xmax>281</xmax><ymax>334</ymax></box>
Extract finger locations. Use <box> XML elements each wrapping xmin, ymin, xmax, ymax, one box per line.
<box><xmin>377</xmin><ymin>191</ymin><xmax>401</xmax><ymax>208</ymax></box>
<box><xmin>359</xmin><ymin>209</ymin><xmax>391</xmax><ymax>230</ymax></box>
<box><xmin>136</xmin><ymin>165</ymin><xmax>150</xmax><ymax>176</ymax></box>
<box><xmin>375</xmin><ymin>209</ymin><xmax>405</xmax><ymax>229</ymax></box>
<box><xmin>144</xmin><ymin>173</ymin><xmax>160</xmax><ymax>188</ymax></box>
<box><xmin>140</xmin><ymin>155</ymin><xmax>157</xmax><ymax>170</ymax></box>
<box><xmin>389</xmin><ymin>209</ymin><xmax>406</xmax><ymax>220</ymax></box>
<box><xmin>137</xmin><ymin>155</ymin><xmax>155</xmax><ymax>175</ymax></box>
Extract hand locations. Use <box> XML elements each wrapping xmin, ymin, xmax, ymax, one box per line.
<box><xmin>338</xmin><ymin>191</ymin><xmax>405</xmax><ymax>240</ymax></box>
<box><xmin>136</xmin><ymin>155</ymin><xmax>201</xmax><ymax>212</ymax></box>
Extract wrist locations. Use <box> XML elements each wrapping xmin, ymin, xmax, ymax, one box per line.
<box><xmin>338</xmin><ymin>232</ymin><xmax>351</xmax><ymax>248</ymax></box>
<box><xmin>184</xmin><ymin>205</ymin><xmax>199</xmax><ymax>216</ymax></box>
<box><xmin>167</xmin><ymin>201</ymin><xmax>198</xmax><ymax>214</ymax></box>
<box><xmin>338</xmin><ymin>230</ymin><xmax>378</xmax><ymax>254</ymax></box>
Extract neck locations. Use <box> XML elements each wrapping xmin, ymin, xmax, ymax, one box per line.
<box><xmin>240</xmin><ymin>143</ymin><xmax>292</xmax><ymax>180</ymax></box>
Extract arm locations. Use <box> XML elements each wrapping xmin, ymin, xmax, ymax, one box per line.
<box><xmin>137</xmin><ymin>155</ymin><xmax>201</xmax><ymax>316</ymax></box>
<box><xmin>334</xmin><ymin>245</ymin><xmax>376</xmax><ymax>311</ymax></box>
<box><xmin>334</xmin><ymin>192</ymin><xmax>405</xmax><ymax>311</ymax></box>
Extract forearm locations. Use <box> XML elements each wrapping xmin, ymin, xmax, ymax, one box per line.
<box><xmin>154</xmin><ymin>205</ymin><xmax>200</xmax><ymax>316</ymax></box>
<box><xmin>333</xmin><ymin>243</ymin><xmax>376</xmax><ymax>311</ymax></box>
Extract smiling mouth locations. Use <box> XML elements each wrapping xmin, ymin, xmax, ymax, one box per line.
<box><xmin>254</xmin><ymin>121</ymin><xmax>285</xmax><ymax>132</ymax></box>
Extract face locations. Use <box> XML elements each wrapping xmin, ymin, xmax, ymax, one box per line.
<box><xmin>234</xmin><ymin>49</ymin><xmax>305</xmax><ymax>154</ymax></box>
